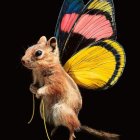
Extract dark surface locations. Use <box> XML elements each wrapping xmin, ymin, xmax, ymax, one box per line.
<box><xmin>1</xmin><ymin>0</ymin><xmax>139</xmax><ymax>140</ymax></box>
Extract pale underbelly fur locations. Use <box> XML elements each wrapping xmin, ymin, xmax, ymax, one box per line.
<box><xmin>40</xmin><ymin>91</ymin><xmax>82</xmax><ymax>127</ymax></box>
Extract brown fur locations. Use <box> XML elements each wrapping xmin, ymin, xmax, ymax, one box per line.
<box><xmin>22</xmin><ymin>36</ymin><xmax>82</xmax><ymax>140</ymax></box>
<box><xmin>22</xmin><ymin>36</ymin><xmax>119</xmax><ymax>140</ymax></box>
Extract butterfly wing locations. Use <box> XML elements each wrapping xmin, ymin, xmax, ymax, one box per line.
<box><xmin>55</xmin><ymin>0</ymin><xmax>125</xmax><ymax>90</ymax></box>
<box><xmin>64</xmin><ymin>40</ymin><xmax>125</xmax><ymax>90</ymax></box>
<box><xmin>54</xmin><ymin>0</ymin><xmax>84</xmax><ymax>52</ymax></box>
<box><xmin>59</xmin><ymin>0</ymin><xmax>117</xmax><ymax>65</ymax></box>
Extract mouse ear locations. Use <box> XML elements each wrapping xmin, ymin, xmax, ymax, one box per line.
<box><xmin>38</xmin><ymin>36</ymin><xmax>47</xmax><ymax>44</ymax></box>
<box><xmin>48</xmin><ymin>37</ymin><xmax>57</xmax><ymax>52</ymax></box>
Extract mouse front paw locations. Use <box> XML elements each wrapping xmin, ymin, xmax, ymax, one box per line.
<box><xmin>30</xmin><ymin>84</ymin><xmax>38</xmax><ymax>94</ymax></box>
<box><xmin>37</xmin><ymin>86</ymin><xmax>48</xmax><ymax>96</ymax></box>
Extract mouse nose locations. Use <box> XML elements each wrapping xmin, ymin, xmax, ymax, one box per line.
<box><xmin>21</xmin><ymin>59</ymin><xmax>31</xmax><ymax>65</ymax></box>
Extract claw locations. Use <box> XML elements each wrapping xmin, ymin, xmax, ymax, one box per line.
<box><xmin>73</xmin><ymin>133</ymin><xmax>76</xmax><ymax>138</ymax></box>
<box><xmin>51</xmin><ymin>127</ymin><xmax>58</xmax><ymax>136</ymax></box>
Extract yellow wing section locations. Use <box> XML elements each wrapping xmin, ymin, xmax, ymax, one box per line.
<box><xmin>64</xmin><ymin>39</ymin><xmax>125</xmax><ymax>90</ymax></box>
<box><xmin>88</xmin><ymin>0</ymin><xmax>112</xmax><ymax>16</ymax></box>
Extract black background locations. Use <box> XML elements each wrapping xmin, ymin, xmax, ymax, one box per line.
<box><xmin>1</xmin><ymin>0</ymin><xmax>139</xmax><ymax>140</ymax></box>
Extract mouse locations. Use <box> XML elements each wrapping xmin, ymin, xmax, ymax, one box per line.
<box><xmin>22</xmin><ymin>36</ymin><xmax>119</xmax><ymax>140</ymax></box>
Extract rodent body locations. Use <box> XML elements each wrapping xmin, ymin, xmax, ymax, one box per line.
<box><xmin>35</xmin><ymin>64</ymin><xmax>82</xmax><ymax>130</ymax></box>
<box><xmin>22</xmin><ymin>36</ymin><xmax>120</xmax><ymax>140</ymax></box>
<box><xmin>22</xmin><ymin>36</ymin><xmax>82</xmax><ymax>140</ymax></box>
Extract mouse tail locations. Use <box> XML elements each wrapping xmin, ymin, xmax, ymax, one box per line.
<box><xmin>80</xmin><ymin>125</ymin><xmax>120</xmax><ymax>140</ymax></box>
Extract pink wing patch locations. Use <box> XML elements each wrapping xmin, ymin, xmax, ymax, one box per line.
<box><xmin>73</xmin><ymin>14</ymin><xmax>113</xmax><ymax>41</ymax></box>
<box><xmin>61</xmin><ymin>13</ymin><xmax>79</xmax><ymax>32</ymax></box>
<box><xmin>61</xmin><ymin>14</ymin><xmax>113</xmax><ymax>41</ymax></box>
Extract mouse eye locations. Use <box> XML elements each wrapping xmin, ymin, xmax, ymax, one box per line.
<box><xmin>35</xmin><ymin>50</ymin><xmax>42</xmax><ymax>57</ymax></box>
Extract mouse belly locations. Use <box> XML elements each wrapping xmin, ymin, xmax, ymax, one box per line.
<box><xmin>40</xmin><ymin>98</ymin><xmax>56</xmax><ymax>125</ymax></box>
<box><xmin>40</xmin><ymin>100</ymin><xmax>81</xmax><ymax>129</ymax></box>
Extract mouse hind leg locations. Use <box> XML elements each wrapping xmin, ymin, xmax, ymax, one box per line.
<box><xmin>69</xmin><ymin>131</ymin><xmax>76</xmax><ymax>140</ymax></box>
<box><xmin>51</xmin><ymin>126</ymin><xmax>76</xmax><ymax>140</ymax></box>
<box><xmin>52</xmin><ymin>103</ymin><xmax>81</xmax><ymax>140</ymax></box>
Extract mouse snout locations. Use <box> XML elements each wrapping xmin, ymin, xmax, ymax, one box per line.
<box><xmin>21</xmin><ymin>57</ymin><xmax>32</xmax><ymax>66</ymax></box>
